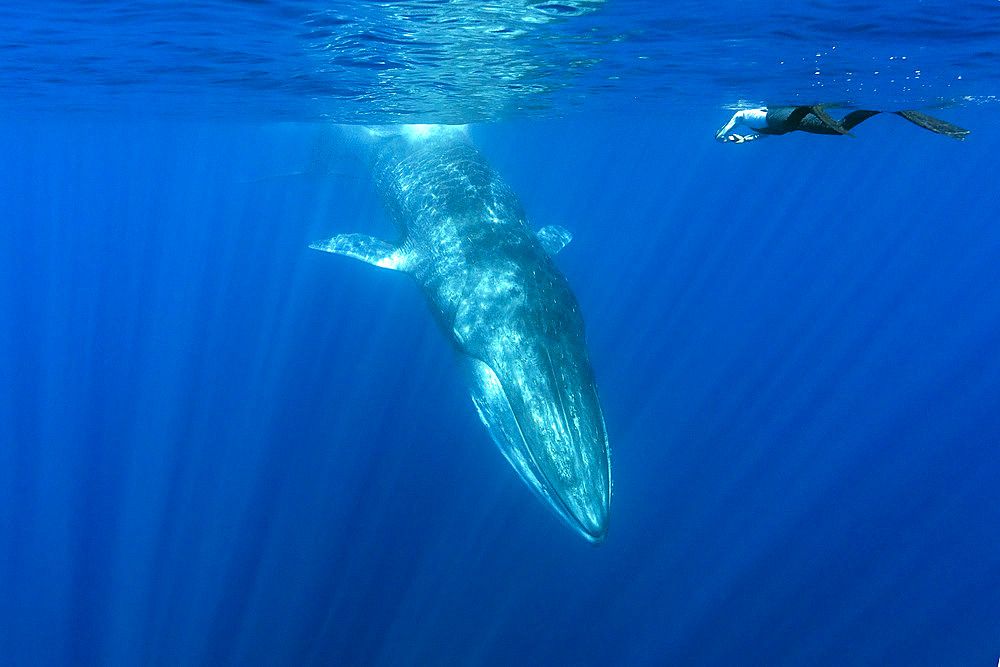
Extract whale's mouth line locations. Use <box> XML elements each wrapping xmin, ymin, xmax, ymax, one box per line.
<box><xmin>478</xmin><ymin>355</ymin><xmax>604</xmax><ymax>542</ymax></box>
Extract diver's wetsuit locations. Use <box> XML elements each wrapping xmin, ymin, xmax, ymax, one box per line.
<box><xmin>716</xmin><ymin>105</ymin><xmax>970</xmax><ymax>143</ymax></box>
<box><xmin>759</xmin><ymin>106</ymin><xmax>969</xmax><ymax>138</ymax></box>
<box><xmin>759</xmin><ymin>106</ymin><xmax>880</xmax><ymax>135</ymax></box>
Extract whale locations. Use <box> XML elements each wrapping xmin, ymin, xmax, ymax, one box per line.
<box><xmin>310</xmin><ymin>124</ymin><xmax>611</xmax><ymax>543</ymax></box>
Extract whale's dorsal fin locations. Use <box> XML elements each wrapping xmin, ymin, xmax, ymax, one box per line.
<box><xmin>309</xmin><ymin>234</ymin><xmax>412</xmax><ymax>271</ymax></box>
<box><xmin>536</xmin><ymin>225</ymin><xmax>572</xmax><ymax>256</ymax></box>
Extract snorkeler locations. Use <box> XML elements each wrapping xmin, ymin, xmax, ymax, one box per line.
<box><xmin>715</xmin><ymin>105</ymin><xmax>970</xmax><ymax>143</ymax></box>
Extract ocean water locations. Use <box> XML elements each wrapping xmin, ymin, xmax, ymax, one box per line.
<box><xmin>2</xmin><ymin>2</ymin><xmax>999</xmax><ymax>665</ymax></box>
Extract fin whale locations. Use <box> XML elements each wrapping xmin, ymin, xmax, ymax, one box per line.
<box><xmin>311</xmin><ymin>124</ymin><xmax>611</xmax><ymax>543</ymax></box>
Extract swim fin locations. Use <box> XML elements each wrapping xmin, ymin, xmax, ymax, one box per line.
<box><xmin>895</xmin><ymin>110</ymin><xmax>970</xmax><ymax>139</ymax></box>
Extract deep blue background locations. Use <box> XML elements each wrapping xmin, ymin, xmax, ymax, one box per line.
<box><xmin>1</xmin><ymin>106</ymin><xmax>998</xmax><ymax>665</ymax></box>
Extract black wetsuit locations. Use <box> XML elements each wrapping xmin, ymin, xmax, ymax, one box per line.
<box><xmin>759</xmin><ymin>106</ymin><xmax>880</xmax><ymax>135</ymax></box>
<box><xmin>758</xmin><ymin>105</ymin><xmax>968</xmax><ymax>139</ymax></box>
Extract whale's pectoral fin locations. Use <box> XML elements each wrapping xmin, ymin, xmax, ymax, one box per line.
<box><xmin>536</xmin><ymin>225</ymin><xmax>573</xmax><ymax>256</ymax></box>
<box><xmin>309</xmin><ymin>234</ymin><xmax>410</xmax><ymax>271</ymax></box>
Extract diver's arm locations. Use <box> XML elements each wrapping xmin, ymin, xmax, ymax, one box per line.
<box><xmin>715</xmin><ymin>112</ymin><xmax>741</xmax><ymax>142</ymax></box>
<box><xmin>715</xmin><ymin>108</ymin><xmax>768</xmax><ymax>143</ymax></box>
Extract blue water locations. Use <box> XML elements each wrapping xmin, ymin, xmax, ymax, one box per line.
<box><xmin>2</xmin><ymin>2</ymin><xmax>1000</xmax><ymax>665</ymax></box>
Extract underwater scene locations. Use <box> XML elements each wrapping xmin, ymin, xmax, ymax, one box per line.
<box><xmin>2</xmin><ymin>1</ymin><xmax>999</xmax><ymax>664</ymax></box>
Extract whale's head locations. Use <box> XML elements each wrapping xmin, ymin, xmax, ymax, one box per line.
<box><xmin>461</xmin><ymin>329</ymin><xmax>611</xmax><ymax>544</ymax></box>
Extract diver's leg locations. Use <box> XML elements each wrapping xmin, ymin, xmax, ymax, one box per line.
<box><xmin>781</xmin><ymin>105</ymin><xmax>812</xmax><ymax>130</ymax></box>
<box><xmin>840</xmin><ymin>110</ymin><xmax>881</xmax><ymax>131</ymax></box>
<box><xmin>809</xmin><ymin>106</ymin><xmax>851</xmax><ymax>135</ymax></box>
<box><xmin>775</xmin><ymin>105</ymin><xmax>848</xmax><ymax>135</ymax></box>
<box><xmin>895</xmin><ymin>110</ymin><xmax>970</xmax><ymax>139</ymax></box>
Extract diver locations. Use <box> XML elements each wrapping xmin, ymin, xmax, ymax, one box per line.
<box><xmin>715</xmin><ymin>105</ymin><xmax>970</xmax><ymax>143</ymax></box>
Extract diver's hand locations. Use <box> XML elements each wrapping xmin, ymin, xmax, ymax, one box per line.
<box><xmin>722</xmin><ymin>133</ymin><xmax>760</xmax><ymax>144</ymax></box>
